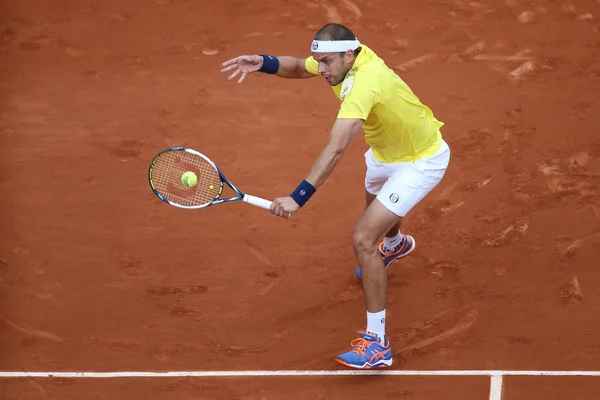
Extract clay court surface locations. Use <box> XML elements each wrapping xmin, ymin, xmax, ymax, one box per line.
<box><xmin>1</xmin><ymin>0</ymin><xmax>600</xmax><ymax>398</ymax></box>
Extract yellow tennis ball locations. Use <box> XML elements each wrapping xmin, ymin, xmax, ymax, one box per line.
<box><xmin>181</xmin><ymin>171</ymin><xmax>197</xmax><ymax>187</ymax></box>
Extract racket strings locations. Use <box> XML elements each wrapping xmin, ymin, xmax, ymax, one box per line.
<box><xmin>151</xmin><ymin>150</ymin><xmax>221</xmax><ymax>207</ymax></box>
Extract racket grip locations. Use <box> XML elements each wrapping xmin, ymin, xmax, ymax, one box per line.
<box><xmin>243</xmin><ymin>194</ymin><xmax>273</xmax><ymax>210</ymax></box>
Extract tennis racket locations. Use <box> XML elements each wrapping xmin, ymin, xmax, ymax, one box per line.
<box><xmin>148</xmin><ymin>147</ymin><xmax>272</xmax><ymax>210</ymax></box>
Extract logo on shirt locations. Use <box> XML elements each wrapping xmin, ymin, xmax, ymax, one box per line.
<box><xmin>340</xmin><ymin>76</ymin><xmax>354</xmax><ymax>102</ymax></box>
<box><xmin>389</xmin><ymin>193</ymin><xmax>399</xmax><ymax>203</ymax></box>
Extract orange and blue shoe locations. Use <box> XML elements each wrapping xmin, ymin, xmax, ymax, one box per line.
<box><xmin>355</xmin><ymin>234</ymin><xmax>416</xmax><ymax>279</ymax></box>
<box><xmin>335</xmin><ymin>332</ymin><xmax>392</xmax><ymax>369</ymax></box>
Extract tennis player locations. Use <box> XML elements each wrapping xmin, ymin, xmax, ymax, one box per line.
<box><xmin>221</xmin><ymin>23</ymin><xmax>451</xmax><ymax>369</ymax></box>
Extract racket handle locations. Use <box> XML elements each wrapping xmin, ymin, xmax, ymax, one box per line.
<box><xmin>243</xmin><ymin>194</ymin><xmax>273</xmax><ymax>210</ymax></box>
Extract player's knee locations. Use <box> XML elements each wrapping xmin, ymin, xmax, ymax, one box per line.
<box><xmin>351</xmin><ymin>229</ymin><xmax>378</xmax><ymax>255</ymax></box>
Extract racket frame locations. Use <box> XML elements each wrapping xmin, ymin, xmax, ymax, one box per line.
<box><xmin>148</xmin><ymin>147</ymin><xmax>272</xmax><ymax>210</ymax></box>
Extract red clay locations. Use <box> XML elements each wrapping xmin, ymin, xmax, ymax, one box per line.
<box><xmin>1</xmin><ymin>0</ymin><xmax>599</xmax><ymax>398</ymax></box>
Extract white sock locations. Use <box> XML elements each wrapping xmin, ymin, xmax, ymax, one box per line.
<box><xmin>383</xmin><ymin>231</ymin><xmax>403</xmax><ymax>252</ymax></box>
<box><xmin>366</xmin><ymin>309</ymin><xmax>386</xmax><ymax>343</ymax></box>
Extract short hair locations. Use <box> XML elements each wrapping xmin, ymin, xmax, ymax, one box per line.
<box><xmin>313</xmin><ymin>23</ymin><xmax>356</xmax><ymax>41</ymax></box>
<box><xmin>313</xmin><ymin>23</ymin><xmax>362</xmax><ymax>57</ymax></box>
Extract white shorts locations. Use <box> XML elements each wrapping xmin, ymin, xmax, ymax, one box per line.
<box><xmin>365</xmin><ymin>140</ymin><xmax>451</xmax><ymax>217</ymax></box>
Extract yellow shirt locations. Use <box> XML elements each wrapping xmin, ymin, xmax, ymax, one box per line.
<box><xmin>305</xmin><ymin>45</ymin><xmax>443</xmax><ymax>163</ymax></box>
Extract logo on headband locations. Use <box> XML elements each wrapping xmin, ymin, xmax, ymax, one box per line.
<box><xmin>312</xmin><ymin>41</ymin><xmax>318</xmax><ymax>51</ymax></box>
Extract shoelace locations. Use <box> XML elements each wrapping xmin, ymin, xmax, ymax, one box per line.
<box><xmin>350</xmin><ymin>338</ymin><xmax>375</xmax><ymax>355</ymax></box>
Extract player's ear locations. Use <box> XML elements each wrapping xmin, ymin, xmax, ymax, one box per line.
<box><xmin>344</xmin><ymin>49</ymin><xmax>354</xmax><ymax>63</ymax></box>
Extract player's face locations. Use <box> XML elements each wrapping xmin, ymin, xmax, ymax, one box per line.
<box><xmin>313</xmin><ymin>51</ymin><xmax>354</xmax><ymax>86</ymax></box>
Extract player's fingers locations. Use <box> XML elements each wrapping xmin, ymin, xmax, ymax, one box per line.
<box><xmin>220</xmin><ymin>64</ymin><xmax>238</xmax><ymax>73</ymax></box>
<box><xmin>221</xmin><ymin>57</ymin><xmax>241</xmax><ymax>66</ymax></box>
<box><xmin>228</xmin><ymin>69</ymin><xmax>241</xmax><ymax>81</ymax></box>
<box><xmin>237</xmin><ymin>72</ymin><xmax>247</xmax><ymax>84</ymax></box>
<box><xmin>275</xmin><ymin>206</ymin><xmax>286</xmax><ymax>218</ymax></box>
<box><xmin>281</xmin><ymin>207</ymin><xmax>292</xmax><ymax>218</ymax></box>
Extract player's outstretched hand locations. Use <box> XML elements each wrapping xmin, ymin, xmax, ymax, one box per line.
<box><xmin>221</xmin><ymin>55</ymin><xmax>263</xmax><ymax>84</ymax></box>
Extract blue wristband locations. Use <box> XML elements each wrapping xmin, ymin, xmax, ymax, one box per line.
<box><xmin>290</xmin><ymin>180</ymin><xmax>316</xmax><ymax>207</ymax></box>
<box><xmin>259</xmin><ymin>55</ymin><xmax>280</xmax><ymax>74</ymax></box>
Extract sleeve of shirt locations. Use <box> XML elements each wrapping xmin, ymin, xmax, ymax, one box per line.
<box><xmin>337</xmin><ymin>73</ymin><xmax>379</xmax><ymax>120</ymax></box>
<box><xmin>304</xmin><ymin>57</ymin><xmax>320</xmax><ymax>76</ymax></box>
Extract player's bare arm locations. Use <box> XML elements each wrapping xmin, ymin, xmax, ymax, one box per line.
<box><xmin>305</xmin><ymin>118</ymin><xmax>363</xmax><ymax>188</ymax></box>
<box><xmin>221</xmin><ymin>55</ymin><xmax>313</xmax><ymax>84</ymax></box>
<box><xmin>270</xmin><ymin>118</ymin><xmax>363</xmax><ymax>219</ymax></box>
<box><xmin>275</xmin><ymin>56</ymin><xmax>314</xmax><ymax>79</ymax></box>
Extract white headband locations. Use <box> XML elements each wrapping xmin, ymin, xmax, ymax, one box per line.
<box><xmin>311</xmin><ymin>39</ymin><xmax>361</xmax><ymax>53</ymax></box>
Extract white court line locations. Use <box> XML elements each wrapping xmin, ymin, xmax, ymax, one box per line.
<box><xmin>489</xmin><ymin>375</ymin><xmax>503</xmax><ymax>400</ymax></box>
<box><xmin>1</xmin><ymin>370</ymin><xmax>600</xmax><ymax>378</ymax></box>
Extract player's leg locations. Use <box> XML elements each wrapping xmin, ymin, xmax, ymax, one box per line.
<box><xmin>336</xmin><ymin>141</ymin><xmax>451</xmax><ymax>369</ymax></box>
<box><xmin>355</xmin><ymin>157</ymin><xmax>416</xmax><ymax>279</ymax></box>
<box><xmin>356</xmin><ymin>141</ymin><xmax>451</xmax><ymax>280</ymax></box>
<box><xmin>356</xmin><ymin>191</ymin><xmax>416</xmax><ymax>280</ymax></box>
<box><xmin>335</xmin><ymin>199</ymin><xmax>398</xmax><ymax>369</ymax></box>
<box><xmin>361</xmin><ymin>148</ymin><xmax>406</xmax><ymax>255</ymax></box>
<box><xmin>354</xmin><ymin>200</ymin><xmax>402</xmax><ymax>312</ymax></box>
<box><xmin>365</xmin><ymin>190</ymin><xmax>406</xmax><ymax>253</ymax></box>
<box><xmin>366</xmin><ymin>190</ymin><xmax>398</xmax><ymax>229</ymax></box>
